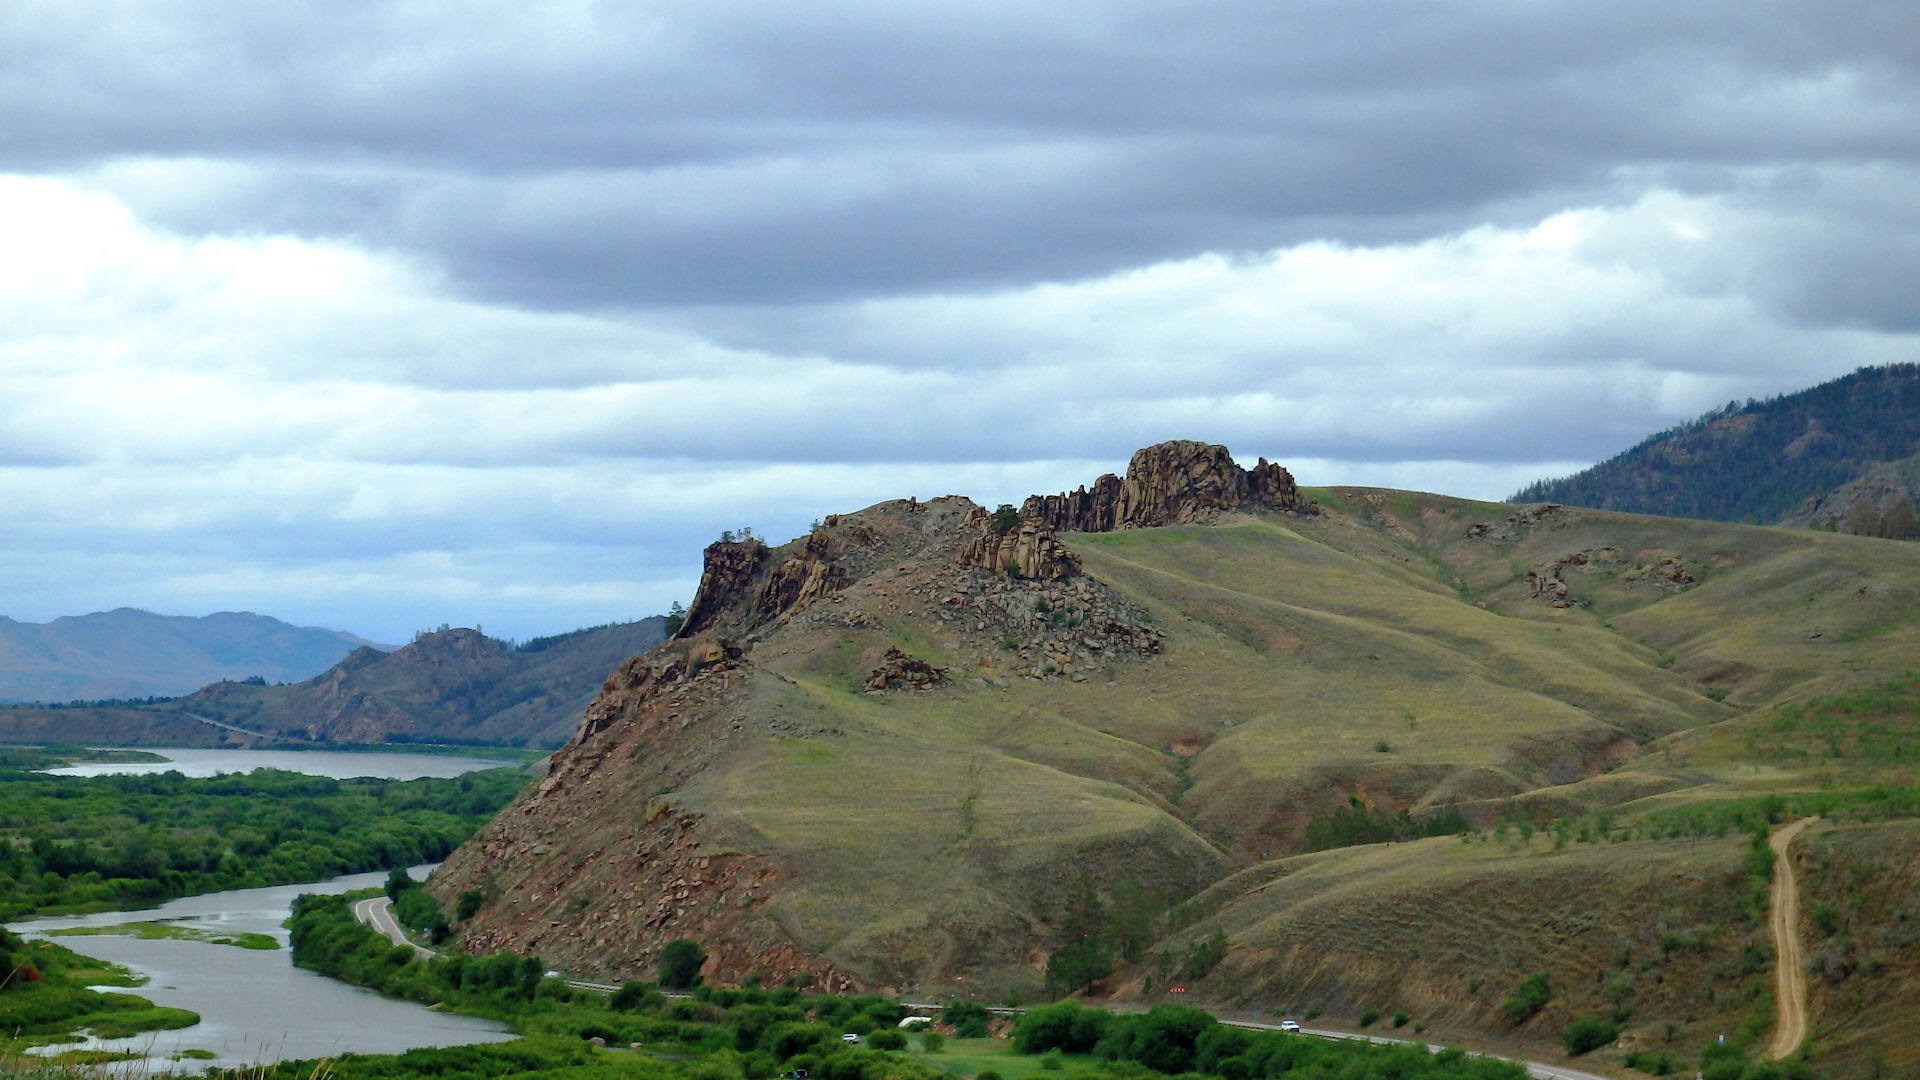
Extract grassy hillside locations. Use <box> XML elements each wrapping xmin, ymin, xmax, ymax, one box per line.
<box><xmin>1514</xmin><ymin>363</ymin><xmax>1920</xmax><ymax>523</ymax></box>
<box><xmin>430</xmin><ymin>478</ymin><xmax>1920</xmax><ymax>1036</ymax></box>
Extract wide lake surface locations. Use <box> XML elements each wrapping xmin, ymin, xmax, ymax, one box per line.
<box><xmin>9</xmin><ymin>865</ymin><xmax>515</xmax><ymax>1070</ymax></box>
<box><xmin>45</xmin><ymin>747</ymin><xmax>516</xmax><ymax>779</ymax></box>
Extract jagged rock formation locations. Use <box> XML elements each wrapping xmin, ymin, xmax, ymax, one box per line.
<box><xmin>958</xmin><ymin>509</ymin><xmax>1081</xmax><ymax>580</ymax></box>
<box><xmin>678</xmin><ymin>540</ymin><xmax>768</xmax><ymax>638</ymax></box>
<box><xmin>1023</xmin><ymin>440</ymin><xmax>1313</xmax><ymax>532</ymax></box>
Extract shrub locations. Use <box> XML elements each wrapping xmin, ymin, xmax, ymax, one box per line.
<box><xmin>611</xmin><ymin>980</ymin><xmax>664</xmax><ymax>1012</ymax></box>
<box><xmin>1624</xmin><ymin>1049</ymin><xmax>1681</xmax><ymax>1076</ymax></box>
<box><xmin>977</xmin><ymin>1072</ymin><xmax>1004</xmax><ymax>1080</ymax></box>
<box><xmin>943</xmin><ymin>999</ymin><xmax>992</xmax><ymax>1039</ymax></box>
<box><xmin>659</xmin><ymin>939</ymin><xmax>706</xmax><ymax>989</ymax></box>
<box><xmin>456</xmin><ymin>889</ymin><xmax>484</xmax><ymax>921</ymax></box>
<box><xmin>1563</xmin><ymin>1015</ymin><xmax>1618</xmax><ymax>1056</ymax></box>
<box><xmin>867</xmin><ymin>1030</ymin><xmax>906</xmax><ymax>1051</ymax></box>
<box><xmin>1391</xmin><ymin>1011</ymin><xmax>1409</xmax><ymax>1028</ymax></box>
<box><xmin>1303</xmin><ymin>1008</ymin><xmax>1320</xmax><ymax>1021</ymax></box>
<box><xmin>1357</xmin><ymin>1008</ymin><xmax>1379</xmax><ymax>1028</ymax></box>
<box><xmin>1041</xmin><ymin>1052</ymin><xmax>1065</xmax><ymax>1070</ymax></box>
<box><xmin>1499</xmin><ymin>973</ymin><xmax>1551</xmax><ymax>1024</ymax></box>
<box><xmin>920</xmin><ymin>1031</ymin><xmax>945</xmax><ymax>1053</ymax></box>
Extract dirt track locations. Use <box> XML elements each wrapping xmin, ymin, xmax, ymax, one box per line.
<box><xmin>1767</xmin><ymin>818</ymin><xmax>1813</xmax><ymax>1060</ymax></box>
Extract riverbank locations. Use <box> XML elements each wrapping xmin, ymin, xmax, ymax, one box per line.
<box><xmin>8</xmin><ymin>865</ymin><xmax>514</xmax><ymax>1071</ymax></box>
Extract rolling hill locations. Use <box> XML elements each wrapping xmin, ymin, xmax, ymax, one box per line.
<box><xmin>0</xmin><ymin>608</ymin><xmax>387</xmax><ymax>703</ymax></box>
<box><xmin>426</xmin><ymin>441</ymin><xmax>1920</xmax><ymax>1075</ymax></box>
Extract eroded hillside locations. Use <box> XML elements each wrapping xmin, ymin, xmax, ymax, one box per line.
<box><xmin>431</xmin><ymin>441</ymin><xmax>1920</xmax><ymax>1014</ymax></box>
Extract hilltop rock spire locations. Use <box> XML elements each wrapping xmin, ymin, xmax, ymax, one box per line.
<box><xmin>1022</xmin><ymin>440</ymin><xmax>1314</xmax><ymax>532</ymax></box>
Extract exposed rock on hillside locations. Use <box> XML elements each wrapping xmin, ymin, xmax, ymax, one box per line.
<box><xmin>864</xmin><ymin>647</ymin><xmax>947</xmax><ymax>692</ymax></box>
<box><xmin>958</xmin><ymin>510</ymin><xmax>1080</xmax><ymax>580</ymax></box>
<box><xmin>1023</xmin><ymin>440</ymin><xmax>1314</xmax><ymax>532</ymax></box>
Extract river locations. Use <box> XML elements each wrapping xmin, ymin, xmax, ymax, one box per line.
<box><xmin>44</xmin><ymin>747</ymin><xmax>519</xmax><ymax>780</ymax></box>
<box><xmin>9</xmin><ymin>867</ymin><xmax>517</xmax><ymax>1071</ymax></box>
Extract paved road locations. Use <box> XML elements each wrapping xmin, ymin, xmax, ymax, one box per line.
<box><xmin>1767</xmin><ymin>818</ymin><xmax>1814</xmax><ymax>1060</ymax></box>
<box><xmin>183</xmin><ymin>711</ymin><xmax>282</xmax><ymax>740</ymax></box>
<box><xmin>351</xmin><ymin>897</ymin><xmax>626</xmax><ymax>993</ymax></box>
<box><xmin>354</xmin><ymin>895</ymin><xmax>437</xmax><ymax>958</ymax></box>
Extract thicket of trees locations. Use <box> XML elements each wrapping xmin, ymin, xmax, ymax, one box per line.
<box><xmin>0</xmin><ymin>766</ymin><xmax>524</xmax><ymax>918</ymax></box>
<box><xmin>1301</xmin><ymin>797</ymin><xmax>1469</xmax><ymax>852</ymax></box>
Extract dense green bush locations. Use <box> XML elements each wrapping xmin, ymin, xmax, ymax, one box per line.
<box><xmin>660</xmin><ymin>939</ymin><xmax>706</xmax><ymax>989</ymax></box>
<box><xmin>942</xmin><ymin>999</ymin><xmax>992</xmax><ymax>1038</ymax></box>
<box><xmin>1498</xmin><ymin>973</ymin><xmax>1551</xmax><ymax>1024</ymax></box>
<box><xmin>1562</xmin><ymin>1015</ymin><xmax>1618</xmax><ymax>1055</ymax></box>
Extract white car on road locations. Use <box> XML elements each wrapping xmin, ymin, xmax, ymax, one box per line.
<box><xmin>1279</xmin><ymin>1020</ymin><xmax>1301</xmax><ymax>1033</ymax></box>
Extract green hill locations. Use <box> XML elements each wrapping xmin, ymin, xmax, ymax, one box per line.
<box><xmin>422</xmin><ymin>443</ymin><xmax>1920</xmax><ymax>1079</ymax></box>
<box><xmin>1513</xmin><ymin>363</ymin><xmax>1920</xmax><ymax>524</ymax></box>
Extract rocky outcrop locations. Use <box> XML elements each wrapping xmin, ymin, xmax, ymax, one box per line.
<box><xmin>676</xmin><ymin>540</ymin><xmax>766</xmax><ymax>639</ymax></box>
<box><xmin>1023</xmin><ymin>440</ymin><xmax>1313</xmax><ymax>532</ymax></box>
<box><xmin>1523</xmin><ymin>547</ymin><xmax>1697</xmax><ymax>606</ymax></box>
<box><xmin>958</xmin><ymin>509</ymin><xmax>1081</xmax><ymax>580</ymax></box>
<box><xmin>753</xmin><ymin>530</ymin><xmax>852</xmax><ymax>622</ymax></box>
<box><xmin>864</xmin><ymin>647</ymin><xmax>948</xmax><ymax>691</ymax></box>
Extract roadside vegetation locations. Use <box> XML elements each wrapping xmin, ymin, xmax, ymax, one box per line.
<box><xmin>0</xmin><ymin>766</ymin><xmax>525</xmax><ymax>918</ymax></box>
<box><xmin>278</xmin><ymin>891</ymin><xmax>1542</xmax><ymax>1080</ymax></box>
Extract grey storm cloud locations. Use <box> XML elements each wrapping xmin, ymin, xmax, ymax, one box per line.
<box><xmin>8</xmin><ymin>0</ymin><xmax>1918</xmax><ymax>313</ymax></box>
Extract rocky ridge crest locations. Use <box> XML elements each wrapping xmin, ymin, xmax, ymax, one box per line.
<box><xmin>1023</xmin><ymin>439</ymin><xmax>1314</xmax><ymax>532</ymax></box>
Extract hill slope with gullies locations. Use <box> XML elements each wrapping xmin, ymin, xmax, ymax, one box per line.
<box><xmin>1514</xmin><ymin>363</ymin><xmax>1920</xmax><ymax>526</ymax></box>
<box><xmin>0</xmin><ymin>618</ymin><xmax>668</xmax><ymax>750</ymax></box>
<box><xmin>430</xmin><ymin>441</ymin><xmax>1920</xmax><ymax>1072</ymax></box>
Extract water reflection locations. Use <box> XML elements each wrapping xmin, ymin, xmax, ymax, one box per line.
<box><xmin>10</xmin><ymin>865</ymin><xmax>514</xmax><ymax>1071</ymax></box>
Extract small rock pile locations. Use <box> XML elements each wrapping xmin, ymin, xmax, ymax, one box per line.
<box><xmin>865</xmin><ymin>647</ymin><xmax>949</xmax><ymax>692</ymax></box>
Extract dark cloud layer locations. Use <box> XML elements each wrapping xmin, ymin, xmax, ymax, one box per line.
<box><xmin>10</xmin><ymin>0</ymin><xmax>1920</xmax><ymax>315</ymax></box>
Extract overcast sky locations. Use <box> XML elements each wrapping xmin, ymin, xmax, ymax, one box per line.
<box><xmin>4</xmin><ymin>0</ymin><xmax>1919</xmax><ymax>643</ymax></box>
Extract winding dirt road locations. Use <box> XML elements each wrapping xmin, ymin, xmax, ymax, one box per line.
<box><xmin>1767</xmin><ymin>818</ymin><xmax>1813</xmax><ymax>1060</ymax></box>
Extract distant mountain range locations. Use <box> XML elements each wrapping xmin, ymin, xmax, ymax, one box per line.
<box><xmin>1513</xmin><ymin>363</ymin><xmax>1920</xmax><ymax>533</ymax></box>
<box><xmin>177</xmin><ymin>620</ymin><xmax>670</xmax><ymax>749</ymax></box>
<box><xmin>0</xmin><ymin>618</ymin><xmax>669</xmax><ymax>750</ymax></box>
<box><xmin>0</xmin><ymin>608</ymin><xmax>391</xmax><ymax>703</ymax></box>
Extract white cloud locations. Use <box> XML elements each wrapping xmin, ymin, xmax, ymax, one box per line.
<box><xmin>0</xmin><ymin>174</ymin><xmax>1915</xmax><ymax>639</ymax></box>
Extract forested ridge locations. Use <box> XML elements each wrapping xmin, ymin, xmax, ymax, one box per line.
<box><xmin>1513</xmin><ymin>364</ymin><xmax>1920</xmax><ymax>523</ymax></box>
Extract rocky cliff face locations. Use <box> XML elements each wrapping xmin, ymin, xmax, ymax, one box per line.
<box><xmin>1022</xmin><ymin>440</ymin><xmax>1313</xmax><ymax>532</ymax></box>
<box><xmin>957</xmin><ymin>508</ymin><xmax>1081</xmax><ymax>580</ymax></box>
